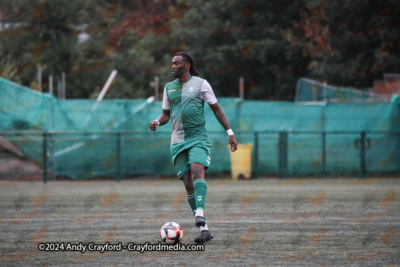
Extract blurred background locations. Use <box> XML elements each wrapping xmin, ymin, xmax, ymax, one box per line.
<box><xmin>0</xmin><ymin>0</ymin><xmax>400</xmax><ymax>181</ymax></box>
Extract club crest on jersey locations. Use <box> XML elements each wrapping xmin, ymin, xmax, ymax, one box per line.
<box><xmin>188</xmin><ymin>86</ymin><xmax>194</xmax><ymax>92</ymax></box>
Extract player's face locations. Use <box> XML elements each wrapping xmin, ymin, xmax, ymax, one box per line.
<box><xmin>171</xmin><ymin>56</ymin><xmax>188</xmax><ymax>78</ymax></box>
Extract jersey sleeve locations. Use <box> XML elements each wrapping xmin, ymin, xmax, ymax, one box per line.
<box><xmin>200</xmin><ymin>80</ymin><xmax>217</xmax><ymax>104</ymax></box>
<box><xmin>162</xmin><ymin>86</ymin><xmax>170</xmax><ymax>110</ymax></box>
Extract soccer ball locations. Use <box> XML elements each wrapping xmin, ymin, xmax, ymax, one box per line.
<box><xmin>160</xmin><ymin>222</ymin><xmax>183</xmax><ymax>244</ymax></box>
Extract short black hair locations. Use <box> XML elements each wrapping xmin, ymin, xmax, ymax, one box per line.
<box><xmin>175</xmin><ymin>52</ymin><xmax>200</xmax><ymax>76</ymax></box>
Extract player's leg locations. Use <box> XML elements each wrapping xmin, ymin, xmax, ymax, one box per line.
<box><xmin>190</xmin><ymin>162</ymin><xmax>213</xmax><ymax>243</ymax></box>
<box><xmin>172</xmin><ymin>145</ymin><xmax>212</xmax><ymax>243</ymax></box>
<box><xmin>188</xmin><ymin>141</ymin><xmax>213</xmax><ymax>243</ymax></box>
<box><xmin>182</xmin><ymin>172</ymin><xmax>194</xmax><ymax>195</ymax></box>
<box><xmin>173</xmin><ymin>150</ymin><xmax>194</xmax><ymax>216</ymax></box>
<box><xmin>182</xmin><ymin>168</ymin><xmax>209</xmax><ymax>220</ymax></box>
<box><xmin>190</xmin><ymin>163</ymin><xmax>207</xmax><ymax>226</ymax></box>
<box><xmin>188</xmin><ymin>142</ymin><xmax>211</xmax><ymax>227</ymax></box>
<box><xmin>182</xmin><ymin>172</ymin><xmax>197</xmax><ymax>216</ymax></box>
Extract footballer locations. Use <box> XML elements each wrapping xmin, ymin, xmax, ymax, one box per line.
<box><xmin>149</xmin><ymin>52</ymin><xmax>237</xmax><ymax>243</ymax></box>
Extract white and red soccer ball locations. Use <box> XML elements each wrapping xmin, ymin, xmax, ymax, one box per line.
<box><xmin>160</xmin><ymin>222</ymin><xmax>183</xmax><ymax>244</ymax></box>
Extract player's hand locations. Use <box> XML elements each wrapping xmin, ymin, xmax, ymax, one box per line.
<box><xmin>149</xmin><ymin>120</ymin><xmax>158</xmax><ymax>131</ymax></box>
<box><xmin>229</xmin><ymin>135</ymin><xmax>237</xmax><ymax>152</ymax></box>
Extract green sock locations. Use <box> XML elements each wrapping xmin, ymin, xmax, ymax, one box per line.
<box><xmin>187</xmin><ymin>193</ymin><xmax>207</xmax><ymax>221</ymax></box>
<box><xmin>187</xmin><ymin>194</ymin><xmax>196</xmax><ymax>216</ymax></box>
<box><xmin>193</xmin><ymin>178</ymin><xmax>207</xmax><ymax>217</ymax></box>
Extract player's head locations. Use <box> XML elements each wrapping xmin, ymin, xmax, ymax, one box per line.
<box><xmin>172</xmin><ymin>52</ymin><xmax>199</xmax><ymax>78</ymax></box>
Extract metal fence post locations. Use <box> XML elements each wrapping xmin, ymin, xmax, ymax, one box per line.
<box><xmin>279</xmin><ymin>131</ymin><xmax>288</xmax><ymax>178</ymax></box>
<box><xmin>360</xmin><ymin>131</ymin><xmax>366</xmax><ymax>177</ymax></box>
<box><xmin>252</xmin><ymin>131</ymin><xmax>259</xmax><ymax>178</ymax></box>
<box><xmin>117</xmin><ymin>132</ymin><xmax>121</xmax><ymax>182</ymax></box>
<box><xmin>322</xmin><ymin>131</ymin><xmax>326</xmax><ymax>177</ymax></box>
<box><xmin>42</xmin><ymin>131</ymin><xmax>48</xmax><ymax>183</ymax></box>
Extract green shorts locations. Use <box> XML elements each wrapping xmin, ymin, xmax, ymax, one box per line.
<box><xmin>171</xmin><ymin>138</ymin><xmax>212</xmax><ymax>179</ymax></box>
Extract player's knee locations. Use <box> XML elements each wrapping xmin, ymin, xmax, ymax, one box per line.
<box><xmin>191</xmin><ymin>170</ymin><xmax>204</xmax><ymax>180</ymax></box>
<box><xmin>190</xmin><ymin>163</ymin><xmax>205</xmax><ymax>179</ymax></box>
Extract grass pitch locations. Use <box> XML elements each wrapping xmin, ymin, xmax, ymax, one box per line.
<box><xmin>0</xmin><ymin>177</ymin><xmax>399</xmax><ymax>266</ymax></box>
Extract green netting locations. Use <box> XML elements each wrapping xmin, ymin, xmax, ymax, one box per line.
<box><xmin>296</xmin><ymin>78</ymin><xmax>391</xmax><ymax>102</ymax></box>
<box><xmin>1</xmin><ymin>77</ymin><xmax>399</xmax><ymax>179</ymax></box>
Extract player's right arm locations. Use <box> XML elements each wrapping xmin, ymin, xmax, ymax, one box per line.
<box><xmin>149</xmin><ymin>109</ymin><xmax>170</xmax><ymax>131</ymax></box>
<box><xmin>149</xmin><ymin>86</ymin><xmax>170</xmax><ymax>131</ymax></box>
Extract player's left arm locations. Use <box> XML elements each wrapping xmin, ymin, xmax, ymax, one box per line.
<box><xmin>209</xmin><ymin>103</ymin><xmax>237</xmax><ymax>152</ymax></box>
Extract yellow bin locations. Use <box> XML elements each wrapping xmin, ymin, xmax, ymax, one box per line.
<box><xmin>229</xmin><ymin>144</ymin><xmax>253</xmax><ymax>180</ymax></box>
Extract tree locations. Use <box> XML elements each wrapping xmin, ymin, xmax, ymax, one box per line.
<box><xmin>0</xmin><ymin>0</ymin><xmax>114</xmax><ymax>97</ymax></box>
<box><xmin>1</xmin><ymin>0</ymin><xmax>399</xmax><ymax>100</ymax></box>
<box><xmin>296</xmin><ymin>0</ymin><xmax>400</xmax><ymax>88</ymax></box>
<box><xmin>148</xmin><ymin>0</ymin><xmax>310</xmax><ymax>100</ymax></box>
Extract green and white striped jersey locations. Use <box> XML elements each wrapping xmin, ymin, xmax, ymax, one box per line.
<box><xmin>162</xmin><ymin>76</ymin><xmax>217</xmax><ymax>144</ymax></box>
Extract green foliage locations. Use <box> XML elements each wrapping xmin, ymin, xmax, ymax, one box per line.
<box><xmin>0</xmin><ymin>0</ymin><xmax>399</xmax><ymax>100</ymax></box>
